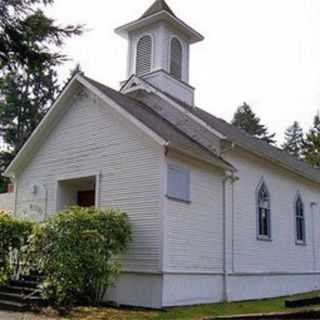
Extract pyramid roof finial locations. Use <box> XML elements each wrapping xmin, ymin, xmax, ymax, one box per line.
<box><xmin>140</xmin><ymin>0</ymin><xmax>176</xmax><ymax>19</ymax></box>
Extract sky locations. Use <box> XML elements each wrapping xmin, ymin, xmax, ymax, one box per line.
<box><xmin>44</xmin><ymin>0</ymin><xmax>320</xmax><ymax>145</ymax></box>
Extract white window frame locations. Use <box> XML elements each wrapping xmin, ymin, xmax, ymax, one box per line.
<box><xmin>256</xmin><ymin>178</ymin><xmax>272</xmax><ymax>241</ymax></box>
<box><xmin>295</xmin><ymin>192</ymin><xmax>306</xmax><ymax>246</ymax></box>
<box><xmin>169</xmin><ymin>36</ymin><xmax>184</xmax><ymax>80</ymax></box>
<box><xmin>135</xmin><ymin>33</ymin><xmax>154</xmax><ymax>76</ymax></box>
<box><xmin>55</xmin><ymin>170</ymin><xmax>101</xmax><ymax>212</ymax></box>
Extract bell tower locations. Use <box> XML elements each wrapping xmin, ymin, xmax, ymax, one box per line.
<box><xmin>115</xmin><ymin>0</ymin><xmax>204</xmax><ymax>106</ymax></box>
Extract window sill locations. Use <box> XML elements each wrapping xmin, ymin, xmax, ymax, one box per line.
<box><xmin>257</xmin><ymin>235</ymin><xmax>272</xmax><ymax>242</ymax></box>
<box><xmin>166</xmin><ymin>195</ymin><xmax>191</xmax><ymax>204</ymax></box>
<box><xmin>296</xmin><ymin>241</ymin><xmax>306</xmax><ymax>246</ymax></box>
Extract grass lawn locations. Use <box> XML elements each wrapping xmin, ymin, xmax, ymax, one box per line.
<box><xmin>66</xmin><ymin>290</ymin><xmax>320</xmax><ymax>320</ymax></box>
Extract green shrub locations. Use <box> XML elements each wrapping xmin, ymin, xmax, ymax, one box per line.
<box><xmin>27</xmin><ymin>206</ymin><xmax>131</xmax><ymax>307</ymax></box>
<box><xmin>0</xmin><ymin>211</ymin><xmax>34</xmax><ymax>284</ymax></box>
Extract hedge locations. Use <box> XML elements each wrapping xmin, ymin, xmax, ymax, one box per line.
<box><xmin>26</xmin><ymin>206</ymin><xmax>131</xmax><ymax>307</ymax></box>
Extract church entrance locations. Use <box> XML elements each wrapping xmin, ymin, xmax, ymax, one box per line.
<box><xmin>57</xmin><ymin>176</ymin><xmax>96</xmax><ymax>210</ymax></box>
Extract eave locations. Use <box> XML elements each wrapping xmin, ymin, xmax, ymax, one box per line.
<box><xmin>115</xmin><ymin>11</ymin><xmax>204</xmax><ymax>44</ymax></box>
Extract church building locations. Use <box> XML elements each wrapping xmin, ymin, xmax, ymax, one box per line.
<box><xmin>2</xmin><ymin>0</ymin><xmax>320</xmax><ymax>308</ymax></box>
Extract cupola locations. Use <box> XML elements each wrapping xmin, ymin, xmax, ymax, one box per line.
<box><xmin>115</xmin><ymin>0</ymin><xmax>204</xmax><ymax>106</ymax></box>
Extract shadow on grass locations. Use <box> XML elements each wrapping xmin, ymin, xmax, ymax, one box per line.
<box><xmin>65</xmin><ymin>290</ymin><xmax>320</xmax><ymax>320</ymax></box>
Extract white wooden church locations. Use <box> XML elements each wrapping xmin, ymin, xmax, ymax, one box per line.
<box><xmin>1</xmin><ymin>0</ymin><xmax>320</xmax><ymax>309</ymax></box>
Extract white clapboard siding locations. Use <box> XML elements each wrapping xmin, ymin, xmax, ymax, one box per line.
<box><xmin>15</xmin><ymin>89</ymin><xmax>163</xmax><ymax>272</ymax></box>
<box><xmin>0</xmin><ymin>193</ymin><xmax>15</xmax><ymax>212</ymax></box>
<box><xmin>224</xmin><ymin>148</ymin><xmax>320</xmax><ymax>274</ymax></box>
<box><xmin>164</xmin><ymin>151</ymin><xmax>225</xmax><ymax>272</ymax></box>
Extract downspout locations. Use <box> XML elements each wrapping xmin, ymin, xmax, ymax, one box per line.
<box><xmin>311</xmin><ymin>202</ymin><xmax>317</xmax><ymax>272</ymax></box>
<box><xmin>222</xmin><ymin>171</ymin><xmax>238</xmax><ymax>302</ymax></box>
<box><xmin>221</xmin><ymin>141</ymin><xmax>237</xmax><ymax>302</ymax></box>
<box><xmin>222</xmin><ymin>174</ymin><xmax>229</xmax><ymax>301</ymax></box>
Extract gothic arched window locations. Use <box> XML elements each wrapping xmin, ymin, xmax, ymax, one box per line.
<box><xmin>257</xmin><ymin>181</ymin><xmax>271</xmax><ymax>239</ymax></box>
<box><xmin>170</xmin><ymin>37</ymin><xmax>183</xmax><ymax>80</ymax></box>
<box><xmin>295</xmin><ymin>194</ymin><xmax>306</xmax><ymax>244</ymax></box>
<box><xmin>136</xmin><ymin>35</ymin><xmax>152</xmax><ymax>76</ymax></box>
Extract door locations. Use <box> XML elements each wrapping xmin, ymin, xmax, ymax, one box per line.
<box><xmin>77</xmin><ymin>190</ymin><xmax>95</xmax><ymax>207</ymax></box>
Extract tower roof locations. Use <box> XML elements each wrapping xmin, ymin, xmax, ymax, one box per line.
<box><xmin>140</xmin><ymin>0</ymin><xmax>176</xmax><ymax>19</ymax></box>
<box><xmin>115</xmin><ymin>0</ymin><xmax>204</xmax><ymax>43</ymax></box>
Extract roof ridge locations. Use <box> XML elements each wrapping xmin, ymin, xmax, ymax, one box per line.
<box><xmin>138</xmin><ymin>84</ymin><xmax>320</xmax><ymax>183</ymax></box>
<box><xmin>192</xmin><ymin>107</ymin><xmax>320</xmax><ymax>181</ymax></box>
<box><xmin>196</xmin><ymin>107</ymin><xmax>299</xmax><ymax>155</ymax></box>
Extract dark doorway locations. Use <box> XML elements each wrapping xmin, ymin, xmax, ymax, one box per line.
<box><xmin>57</xmin><ymin>176</ymin><xmax>96</xmax><ymax>211</ymax></box>
<box><xmin>77</xmin><ymin>190</ymin><xmax>95</xmax><ymax>207</ymax></box>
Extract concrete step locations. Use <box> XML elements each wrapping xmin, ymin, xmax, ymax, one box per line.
<box><xmin>0</xmin><ymin>285</ymin><xmax>34</xmax><ymax>295</ymax></box>
<box><xmin>9</xmin><ymin>279</ymin><xmax>39</xmax><ymax>289</ymax></box>
<box><xmin>0</xmin><ymin>299</ymin><xmax>27</xmax><ymax>312</ymax></box>
<box><xmin>0</xmin><ymin>276</ymin><xmax>44</xmax><ymax>311</ymax></box>
<box><xmin>0</xmin><ymin>291</ymin><xmax>42</xmax><ymax>304</ymax></box>
<box><xmin>0</xmin><ymin>292</ymin><xmax>25</xmax><ymax>304</ymax></box>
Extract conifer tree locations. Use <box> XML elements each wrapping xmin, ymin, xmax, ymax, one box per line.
<box><xmin>0</xmin><ymin>0</ymin><xmax>83</xmax><ymax>191</ymax></box>
<box><xmin>303</xmin><ymin>113</ymin><xmax>320</xmax><ymax>167</ymax></box>
<box><xmin>282</xmin><ymin>121</ymin><xmax>304</xmax><ymax>159</ymax></box>
<box><xmin>232</xmin><ymin>102</ymin><xmax>276</xmax><ymax>144</ymax></box>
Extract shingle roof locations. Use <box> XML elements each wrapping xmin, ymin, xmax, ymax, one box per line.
<box><xmin>135</xmin><ymin>91</ymin><xmax>221</xmax><ymax>149</ymax></box>
<box><xmin>140</xmin><ymin>0</ymin><xmax>176</xmax><ymax>19</ymax></box>
<box><xmin>6</xmin><ymin>72</ymin><xmax>320</xmax><ymax>184</ymax></box>
<box><xmin>163</xmin><ymin>93</ymin><xmax>320</xmax><ymax>184</ymax></box>
<box><xmin>84</xmin><ymin>76</ymin><xmax>233</xmax><ymax>170</ymax></box>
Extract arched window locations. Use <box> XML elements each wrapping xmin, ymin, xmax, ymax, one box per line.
<box><xmin>170</xmin><ymin>37</ymin><xmax>183</xmax><ymax>80</ymax></box>
<box><xmin>257</xmin><ymin>181</ymin><xmax>271</xmax><ymax>239</ymax></box>
<box><xmin>295</xmin><ymin>194</ymin><xmax>306</xmax><ymax>244</ymax></box>
<box><xmin>136</xmin><ymin>35</ymin><xmax>152</xmax><ymax>76</ymax></box>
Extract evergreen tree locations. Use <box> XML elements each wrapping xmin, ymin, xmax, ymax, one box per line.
<box><xmin>0</xmin><ymin>0</ymin><xmax>82</xmax><ymax>72</ymax></box>
<box><xmin>232</xmin><ymin>102</ymin><xmax>276</xmax><ymax>144</ymax></box>
<box><xmin>0</xmin><ymin>150</ymin><xmax>11</xmax><ymax>193</ymax></box>
<box><xmin>282</xmin><ymin>121</ymin><xmax>304</xmax><ymax>159</ymax></box>
<box><xmin>0</xmin><ymin>0</ymin><xmax>82</xmax><ymax>190</ymax></box>
<box><xmin>303</xmin><ymin>113</ymin><xmax>320</xmax><ymax>167</ymax></box>
<box><xmin>69</xmin><ymin>63</ymin><xmax>83</xmax><ymax>78</ymax></box>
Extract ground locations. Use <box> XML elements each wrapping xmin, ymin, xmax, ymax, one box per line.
<box><xmin>0</xmin><ymin>312</ymin><xmax>58</xmax><ymax>320</ymax></box>
<box><xmin>0</xmin><ymin>291</ymin><xmax>320</xmax><ymax>320</ymax></box>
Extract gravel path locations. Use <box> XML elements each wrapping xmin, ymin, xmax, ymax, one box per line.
<box><xmin>0</xmin><ymin>311</ymin><xmax>59</xmax><ymax>320</ymax></box>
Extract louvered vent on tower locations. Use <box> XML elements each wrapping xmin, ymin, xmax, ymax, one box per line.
<box><xmin>136</xmin><ymin>35</ymin><xmax>152</xmax><ymax>76</ymax></box>
<box><xmin>170</xmin><ymin>37</ymin><xmax>183</xmax><ymax>80</ymax></box>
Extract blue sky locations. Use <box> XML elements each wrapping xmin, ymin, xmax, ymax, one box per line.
<box><xmin>45</xmin><ymin>0</ymin><xmax>320</xmax><ymax>144</ymax></box>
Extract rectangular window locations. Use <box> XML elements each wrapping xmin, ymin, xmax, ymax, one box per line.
<box><xmin>167</xmin><ymin>164</ymin><xmax>191</xmax><ymax>203</ymax></box>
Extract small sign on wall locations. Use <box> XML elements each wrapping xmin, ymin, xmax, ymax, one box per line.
<box><xmin>22</xmin><ymin>183</ymin><xmax>47</xmax><ymax>222</ymax></box>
